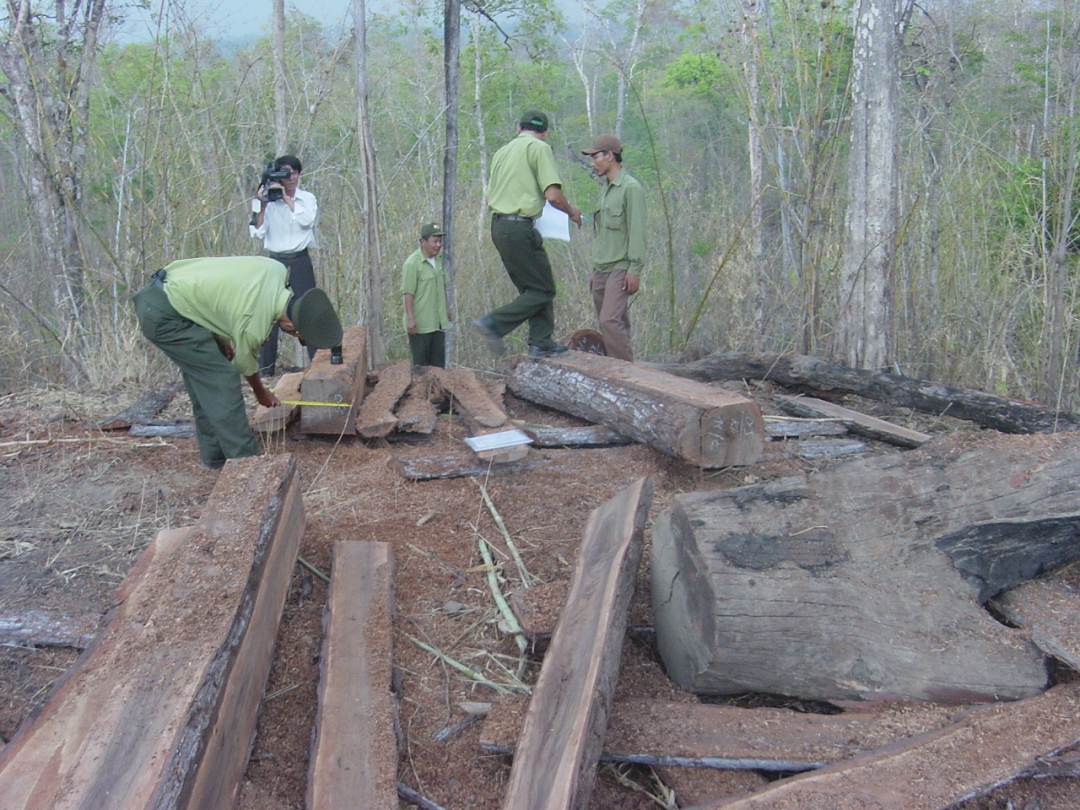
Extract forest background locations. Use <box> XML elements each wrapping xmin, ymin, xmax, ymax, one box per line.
<box><xmin>1</xmin><ymin>0</ymin><xmax>1079</xmax><ymax>411</ymax></box>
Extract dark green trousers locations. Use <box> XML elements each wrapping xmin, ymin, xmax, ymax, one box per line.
<box><xmin>488</xmin><ymin>217</ymin><xmax>557</xmax><ymax>347</ymax></box>
<box><xmin>408</xmin><ymin>330</ymin><xmax>447</xmax><ymax>369</ymax></box>
<box><xmin>134</xmin><ymin>283</ymin><xmax>259</xmax><ymax>465</ymax></box>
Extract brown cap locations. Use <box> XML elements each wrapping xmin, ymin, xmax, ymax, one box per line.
<box><xmin>582</xmin><ymin>134</ymin><xmax>622</xmax><ymax>156</ymax></box>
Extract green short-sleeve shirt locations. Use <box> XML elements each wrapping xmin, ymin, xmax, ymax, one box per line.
<box><xmin>401</xmin><ymin>249</ymin><xmax>449</xmax><ymax>333</ymax></box>
<box><xmin>487</xmin><ymin>131</ymin><xmax>563</xmax><ymax>219</ymax></box>
<box><xmin>161</xmin><ymin>256</ymin><xmax>292</xmax><ymax>377</ymax></box>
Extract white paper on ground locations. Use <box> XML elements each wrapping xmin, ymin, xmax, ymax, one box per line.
<box><xmin>534</xmin><ymin>202</ymin><xmax>570</xmax><ymax>241</ymax></box>
<box><xmin>464</xmin><ymin>429</ymin><xmax>534</xmax><ymax>452</ymax></box>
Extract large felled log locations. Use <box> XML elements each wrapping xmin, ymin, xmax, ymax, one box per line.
<box><xmin>508</xmin><ymin>352</ymin><xmax>764</xmax><ymax>468</ymax></box>
<box><xmin>698</xmin><ymin>682</ymin><xmax>1080</xmax><ymax>810</ymax></box>
<box><xmin>307</xmin><ymin>541</ymin><xmax>397</xmax><ymax>809</ymax></box>
<box><xmin>650</xmin><ymin>432</ymin><xmax>1080</xmax><ymax>703</ymax></box>
<box><xmin>301</xmin><ymin>326</ymin><xmax>367</xmax><ymax>435</ymax></box>
<box><xmin>0</xmin><ymin>455</ymin><xmax>304</xmax><ymax>810</ymax></box>
<box><xmin>481</xmin><ymin>696</ymin><xmax>960</xmax><ymax>772</ymax></box>
<box><xmin>501</xmin><ymin>477</ymin><xmax>652</xmax><ymax>810</ymax></box>
<box><xmin>663</xmin><ymin>351</ymin><xmax>1080</xmax><ymax>434</ymax></box>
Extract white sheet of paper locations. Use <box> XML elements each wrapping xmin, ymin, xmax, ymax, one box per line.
<box><xmin>464</xmin><ymin>429</ymin><xmax>534</xmax><ymax>452</ymax></box>
<box><xmin>534</xmin><ymin>202</ymin><xmax>571</xmax><ymax>242</ymax></box>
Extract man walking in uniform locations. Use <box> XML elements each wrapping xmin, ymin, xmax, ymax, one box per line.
<box><xmin>581</xmin><ymin>134</ymin><xmax>646</xmax><ymax>362</ymax></box>
<box><xmin>474</xmin><ymin>110</ymin><xmax>582</xmax><ymax>358</ymax></box>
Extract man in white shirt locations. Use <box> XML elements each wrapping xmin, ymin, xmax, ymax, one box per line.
<box><xmin>250</xmin><ymin>154</ymin><xmax>318</xmax><ymax>376</ymax></box>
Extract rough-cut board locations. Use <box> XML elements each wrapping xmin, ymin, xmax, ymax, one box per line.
<box><xmin>650</xmin><ymin>432</ymin><xmax>1080</xmax><ymax>703</ymax></box>
<box><xmin>301</xmin><ymin>326</ymin><xmax>367</xmax><ymax>435</ymax></box>
<box><xmin>356</xmin><ymin>359</ymin><xmax>413</xmax><ymax>437</ymax></box>
<box><xmin>758</xmin><ymin>438</ymin><xmax>866</xmax><ymax>460</ymax></box>
<box><xmin>307</xmin><ymin>541</ymin><xmax>397</xmax><ymax>810</ymax></box>
<box><xmin>97</xmin><ymin>381</ymin><xmax>184</xmax><ymax>429</ymax></box>
<box><xmin>0</xmin><ymin>609</ymin><xmax>102</xmax><ymax>649</ymax></box>
<box><xmin>388</xmin><ymin>453</ymin><xmax>553</xmax><ymax>480</ymax></box>
<box><xmin>128</xmin><ymin>419</ymin><xmax>196</xmax><ymax>438</ymax></box>
<box><xmin>500</xmin><ymin>477</ymin><xmax>653</xmax><ymax>810</ymax></box>
<box><xmin>481</xmin><ymin>696</ymin><xmax>961</xmax><ymax>772</ymax></box>
<box><xmin>394</xmin><ymin>373</ymin><xmax>441</xmax><ymax>434</ymax></box>
<box><xmin>993</xmin><ymin>569</ymin><xmax>1080</xmax><ymax>671</ymax></box>
<box><xmin>508</xmin><ymin>352</ymin><xmax>764</xmax><ymax>468</ymax></box>
<box><xmin>764</xmin><ymin>416</ymin><xmax>848</xmax><ymax>439</ymax></box>
<box><xmin>698</xmin><ymin>682</ymin><xmax>1080</xmax><ymax>810</ymax></box>
<box><xmin>0</xmin><ymin>455</ymin><xmax>305</xmax><ymax>810</ymax></box>
<box><xmin>433</xmin><ymin>367</ymin><xmax>507</xmax><ymax>428</ymax></box>
<box><xmin>663</xmin><ymin>351</ymin><xmax>1080</xmax><ymax>434</ymax></box>
<box><xmin>517</xmin><ymin>424</ymin><xmax>631</xmax><ymax>448</ymax></box>
<box><xmin>776</xmin><ymin>394</ymin><xmax>930</xmax><ymax>447</ymax></box>
<box><xmin>250</xmin><ymin>372</ymin><xmax>304</xmax><ymax>433</ymax></box>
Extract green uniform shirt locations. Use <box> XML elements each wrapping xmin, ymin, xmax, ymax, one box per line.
<box><xmin>401</xmin><ymin>249</ymin><xmax>449</xmax><ymax>333</ymax></box>
<box><xmin>487</xmin><ymin>131</ymin><xmax>563</xmax><ymax>219</ymax></box>
<box><xmin>162</xmin><ymin>256</ymin><xmax>292</xmax><ymax>377</ymax></box>
<box><xmin>591</xmin><ymin>170</ymin><xmax>646</xmax><ymax>276</ymax></box>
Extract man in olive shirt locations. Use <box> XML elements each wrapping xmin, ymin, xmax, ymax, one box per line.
<box><xmin>134</xmin><ymin>256</ymin><xmax>342</xmax><ymax>468</ymax></box>
<box><xmin>402</xmin><ymin>222</ymin><xmax>452</xmax><ymax>368</ymax></box>
<box><xmin>475</xmin><ymin>109</ymin><xmax>582</xmax><ymax>359</ymax></box>
<box><xmin>582</xmin><ymin>134</ymin><xmax>646</xmax><ymax>362</ymax></box>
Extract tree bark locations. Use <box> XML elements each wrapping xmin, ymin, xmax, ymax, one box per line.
<box><xmin>836</xmin><ymin>0</ymin><xmax>899</xmax><ymax>369</ymax></box>
<box><xmin>443</xmin><ymin>0</ymin><xmax>460</xmax><ymax>364</ymax></box>
<box><xmin>272</xmin><ymin>0</ymin><xmax>287</xmax><ymax>153</ymax></box>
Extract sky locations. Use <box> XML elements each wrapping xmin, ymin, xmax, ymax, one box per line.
<box><xmin>118</xmin><ymin>0</ymin><xmax>360</xmax><ymax>44</ymax></box>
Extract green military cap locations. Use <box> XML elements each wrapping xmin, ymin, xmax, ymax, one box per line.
<box><xmin>420</xmin><ymin>222</ymin><xmax>445</xmax><ymax>239</ymax></box>
<box><xmin>289</xmin><ymin>288</ymin><xmax>343</xmax><ymax>349</ymax></box>
<box><xmin>519</xmin><ymin>109</ymin><xmax>550</xmax><ymax>130</ymax></box>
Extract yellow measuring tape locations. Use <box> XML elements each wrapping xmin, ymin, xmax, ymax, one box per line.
<box><xmin>280</xmin><ymin>400</ymin><xmax>352</xmax><ymax>408</ymax></box>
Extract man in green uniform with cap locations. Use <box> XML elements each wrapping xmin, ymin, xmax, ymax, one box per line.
<box><xmin>402</xmin><ymin>221</ymin><xmax>452</xmax><ymax>369</ymax></box>
<box><xmin>474</xmin><ymin>109</ymin><xmax>582</xmax><ymax>358</ymax></box>
<box><xmin>133</xmin><ymin>256</ymin><xmax>343</xmax><ymax>468</ymax></box>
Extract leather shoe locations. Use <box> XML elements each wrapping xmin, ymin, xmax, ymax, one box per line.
<box><xmin>527</xmin><ymin>343</ymin><xmax>569</xmax><ymax>359</ymax></box>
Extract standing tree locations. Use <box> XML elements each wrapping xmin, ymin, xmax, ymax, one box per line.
<box><xmin>353</xmin><ymin>0</ymin><xmax>385</xmax><ymax>364</ymax></box>
<box><xmin>443</xmin><ymin>0</ymin><xmax>461</xmax><ymax>364</ymax></box>
<box><xmin>836</xmin><ymin>0</ymin><xmax>901</xmax><ymax>369</ymax></box>
<box><xmin>0</xmin><ymin>0</ymin><xmax>110</xmax><ymax>384</ymax></box>
<box><xmin>273</xmin><ymin>0</ymin><xmax>287</xmax><ymax>153</ymax></box>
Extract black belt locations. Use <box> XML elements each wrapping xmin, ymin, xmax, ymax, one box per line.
<box><xmin>269</xmin><ymin>248</ymin><xmax>309</xmax><ymax>260</ymax></box>
<box><xmin>150</xmin><ymin>268</ymin><xmax>166</xmax><ymax>289</ymax></box>
<box><xmin>492</xmin><ymin>213</ymin><xmax>533</xmax><ymax>223</ymax></box>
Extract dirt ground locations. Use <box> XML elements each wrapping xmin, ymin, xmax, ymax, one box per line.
<box><xmin>1</xmin><ymin>370</ymin><xmax>1078</xmax><ymax>809</ymax></box>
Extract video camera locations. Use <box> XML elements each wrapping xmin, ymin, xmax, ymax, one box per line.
<box><xmin>260</xmin><ymin>164</ymin><xmax>290</xmax><ymax>202</ymax></box>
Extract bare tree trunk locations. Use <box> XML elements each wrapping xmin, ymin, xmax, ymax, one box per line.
<box><xmin>353</xmin><ymin>0</ymin><xmax>385</xmax><ymax>364</ymax></box>
<box><xmin>470</xmin><ymin>14</ymin><xmax>489</xmax><ymax>253</ymax></box>
<box><xmin>443</xmin><ymin>0</ymin><xmax>460</xmax><ymax>365</ymax></box>
<box><xmin>741</xmin><ymin>0</ymin><xmax>765</xmax><ymax>350</ymax></box>
<box><xmin>0</xmin><ymin>0</ymin><xmax>109</xmax><ymax>385</ymax></box>
<box><xmin>1039</xmin><ymin>15</ymin><xmax>1080</xmax><ymax>405</ymax></box>
<box><xmin>273</xmin><ymin>0</ymin><xmax>287</xmax><ymax>153</ymax></box>
<box><xmin>836</xmin><ymin>0</ymin><xmax>898</xmax><ymax>370</ymax></box>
